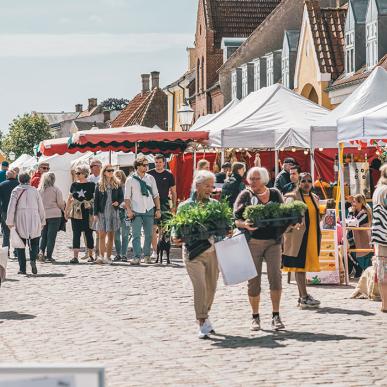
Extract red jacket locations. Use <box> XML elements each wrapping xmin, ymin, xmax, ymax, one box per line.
<box><xmin>31</xmin><ymin>171</ymin><xmax>42</xmax><ymax>188</ymax></box>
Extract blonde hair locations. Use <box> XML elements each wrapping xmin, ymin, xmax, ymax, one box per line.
<box><xmin>98</xmin><ymin>164</ymin><xmax>120</xmax><ymax>192</ymax></box>
<box><xmin>38</xmin><ymin>172</ymin><xmax>56</xmax><ymax>192</ymax></box>
<box><xmin>377</xmin><ymin>163</ymin><xmax>387</xmax><ymax>186</ymax></box>
<box><xmin>353</xmin><ymin>194</ymin><xmax>372</xmax><ymax>221</ymax></box>
<box><xmin>114</xmin><ymin>170</ymin><xmax>127</xmax><ymax>186</ymax></box>
<box><xmin>197</xmin><ymin>159</ymin><xmax>210</xmax><ymax>170</ymax></box>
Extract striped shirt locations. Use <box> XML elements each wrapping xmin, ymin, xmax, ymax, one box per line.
<box><xmin>372</xmin><ymin>186</ymin><xmax>387</xmax><ymax>246</ymax></box>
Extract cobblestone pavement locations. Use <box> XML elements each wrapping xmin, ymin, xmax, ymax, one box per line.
<box><xmin>0</xmin><ymin>231</ymin><xmax>386</xmax><ymax>387</ymax></box>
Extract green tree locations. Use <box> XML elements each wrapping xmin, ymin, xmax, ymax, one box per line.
<box><xmin>2</xmin><ymin>114</ymin><xmax>52</xmax><ymax>158</ymax></box>
<box><xmin>100</xmin><ymin>98</ymin><xmax>129</xmax><ymax>111</ymax></box>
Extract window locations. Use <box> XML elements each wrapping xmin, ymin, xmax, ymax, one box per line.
<box><xmin>345</xmin><ymin>31</ymin><xmax>355</xmax><ymax>74</ymax></box>
<box><xmin>242</xmin><ymin>66</ymin><xmax>248</xmax><ymax>98</ymax></box>
<box><xmin>282</xmin><ymin>55</ymin><xmax>289</xmax><ymax>88</ymax></box>
<box><xmin>231</xmin><ymin>70</ymin><xmax>237</xmax><ymax>100</ymax></box>
<box><xmin>201</xmin><ymin>57</ymin><xmax>205</xmax><ymax>91</ymax></box>
<box><xmin>266</xmin><ymin>55</ymin><xmax>273</xmax><ymax>86</ymax></box>
<box><xmin>196</xmin><ymin>59</ymin><xmax>200</xmax><ymax>93</ymax></box>
<box><xmin>366</xmin><ymin>20</ymin><xmax>378</xmax><ymax>68</ymax></box>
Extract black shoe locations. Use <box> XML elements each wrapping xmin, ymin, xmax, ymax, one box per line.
<box><xmin>70</xmin><ymin>257</ymin><xmax>79</xmax><ymax>264</ymax></box>
<box><xmin>113</xmin><ymin>255</ymin><xmax>122</xmax><ymax>262</ymax></box>
<box><xmin>121</xmin><ymin>256</ymin><xmax>128</xmax><ymax>262</ymax></box>
<box><xmin>17</xmin><ymin>270</ymin><xmax>26</xmax><ymax>275</ymax></box>
<box><xmin>30</xmin><ymin>261</ymin><xmax>38</xmax><ymax>275</ymax></box>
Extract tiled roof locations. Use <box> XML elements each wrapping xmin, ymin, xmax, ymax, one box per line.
<box><xmin>38</xmin><ymin>112</ymin><xmax>79</xmax><ymax>126</ymax></box>
<box><xmin>204</xmin><ymin>0</ymin><xmax>282</xmax><ymax>47</ymax></box>
<box><xmin>306</xmin><ymin>0</ymin><xmax>347</xmax><ymax>80</ymax></box>
<box><xmin>329</xmin><ymin>54</ymin><xmax>387</xmax><ymax>89</ymax></box>
<box><xmin>111</xmin><ymin>91</ymin><xmax>153</xmax><ymax>128</ymax></box>
<box><xmin>73</xmin><ymin>121</ymin><xmax>108</xmax><ymax>131</ymax></box>
<box><xmin>77</xmin><ymin>105</ymin><xmax>102</xmax><ymax>118</ymax></box>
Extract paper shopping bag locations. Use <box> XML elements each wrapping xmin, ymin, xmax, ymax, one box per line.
<box><xmin>0</xmin><ymin>246</ymin><xmax>8</xmax><ymax>282</ymax></box>
<box><xmin>10</xmin><ymin>228</ymin><xmax>25</xmax><ymax>249</ymax></box>
<box><xmin>215</xmin><ymin>233</ymin><xmax>257</xmax><ymax>286</ymax></box>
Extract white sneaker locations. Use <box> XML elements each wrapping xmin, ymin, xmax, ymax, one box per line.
<box><xmin>151</xmin><ymin>251</ymin><xmax>157</xmax><ymax>260</ymax></box>
<box><xmin>198</xmin><ymin>324</ymin><xmax>209</xmax><ymax>339</ymax></box>
<box><xmin>103</xmin><ymin>256</ymin><xmax>112</xmax><ymax>265</ymax></box>
<box><xmin>144</xmin><ymin>256</ymin><xmax>152</xmax><ymax>264</ymax></box>
<box><xmin>203</xmin><ymin>319</ymin><xmax>215</xmax><ymax>334</ymax></box>
<box><xmin>95</xmin><ymin>256</ymin><xmax>104</xmax><ymax>265</ymax></box>
<box><xmin>130</xmin><ymin>257</ymin><xmax>141</xmax><ymax>265</ymax></box>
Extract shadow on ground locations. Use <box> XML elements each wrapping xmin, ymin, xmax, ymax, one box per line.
<box><xmin>28</xmin><ymin>273</ymin><xmax>66</xmax><ymax>278</ymax></box>
<box><xmin>0</xmin><ymin>311</ymin><xmax>36</xmax><ymax>321</ymax></box>
<box><xmin>315</xmin><ymin>307</ymin><xmax>374</xmax><ymax>316</ymax></box>
<box><xmin>209</xmin><ymin>330</ymin><xmax>365</xmax><ymax>349</ymax></box>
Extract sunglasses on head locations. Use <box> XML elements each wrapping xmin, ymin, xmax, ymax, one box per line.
<box><xmin>301</xmin><ymin>179</ymin><xmax>313</xmax><ymax>183</ymax></box>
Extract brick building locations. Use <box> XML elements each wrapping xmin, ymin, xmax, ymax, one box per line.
<box><xmin>112</xmin><ymin>72</ymin><xmax>168</xmax><ymax>130</ymax></box>
<box><xmin>192</xmin><ymin>0</ymin><xmax>281</xmax><ymax>121</ymax></box>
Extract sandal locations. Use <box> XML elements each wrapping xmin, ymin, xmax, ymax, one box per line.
<box><xmin>87</xmin><ymin>257</ymin><xmax>95</xmax><ymax>263</ymax></box>
<box><xmin>70</xmin><ymin>257</ymin><xmax>79</xmax><ymax>264</ymax></box>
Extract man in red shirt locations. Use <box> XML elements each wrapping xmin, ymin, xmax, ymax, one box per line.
<box><xmin>31</xmin><ymin>161</ymin><xmax>50</xmax><ymax>188</ymax></box>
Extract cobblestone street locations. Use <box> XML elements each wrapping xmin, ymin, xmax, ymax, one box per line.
<box><xmin>0</xmin><ymin>231</ymin><xmax>386</xmax><ymax>387</ymax></box>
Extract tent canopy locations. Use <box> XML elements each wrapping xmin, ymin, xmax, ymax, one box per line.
<box><xmin>190</xmin><ymin>99</ymin><xmax>240</xmax><ymax>131</ymax></box>
<box><xmin>338</xmin><ymin>101</ymin><xmax>387</xmax><ymax>143</ymax></box>
<box><xmin>9</xmin><ymin>154</ymin><xmax>35</xmax><ymax>170</ymax></box>
<box><xmin>39</xmin><ymin>125</ymin><xmax>209</xmax><ymax>156</ymax></box>
<box><xmin>311</xmin><ymin>67</ymin><xmax>387</xmax><ymax>148</ymax></box>
<box><xmin>204</xmin><ymin>84</ymin><xmax>328</xmax><ymax>149</ymax></box>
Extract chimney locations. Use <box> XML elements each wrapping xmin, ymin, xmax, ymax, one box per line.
<box><xmin>88</xmin><ymin>98</ymin><xmax>98</xmax><ymax>110</ymax></box>
<box><xmin>103</xmin><ymin>110</ymin><xmax>111</xmax><ymax>122</ymax></box>
<box><xmin>151</xmin><ymin>71</ymin><xmax>160</xmax><ymax>89</ymax></box>
<box><xmin>141</xmin><ymin>74</ymin><xmax>150</xmax><ymax>94</ymax></box>
<box><xmin>75</xmin><ymin>104</ymin><xmax>83</xmax><ymax>112</ymax></box>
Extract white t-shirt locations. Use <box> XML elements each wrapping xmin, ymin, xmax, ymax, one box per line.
<box><xmin>87</xmin><ymin>174</ymin><xmax>100</xmax><ymax>184</ymax></box>
<box><xmin>124</xmin><ymin>173</ymin><xmax>159</xmax><ymax>213</ymax></box>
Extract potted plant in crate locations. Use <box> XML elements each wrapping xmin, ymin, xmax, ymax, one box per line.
<box><xmin>165</xmin><ymin>201</ymin><xmax>233</xmax><ymax>244</ymax></box>
<box><xmin>243</xmin><ymin>200</ymin><xmax>307</xmax><ymax>229</ymax></box>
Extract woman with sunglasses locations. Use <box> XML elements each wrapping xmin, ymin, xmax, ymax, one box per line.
<box><xmin>283</xmin><ymin>172</ymin><xmax>322</xmax><ymax>309</ymax></box>
<box><xmin>93</xmin><ymin>165</ymin><xmax>123</xmax><ymax>264</ymax></box>
<box><xmin>65</xmin><ymin>165</ymin><xmax>95</xmax><ymax>264</ymax></box>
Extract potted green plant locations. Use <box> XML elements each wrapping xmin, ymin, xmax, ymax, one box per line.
<box><xmin>165</xmin><ymin>200</ymin><xmax>233</xmax><ymax>244</ymax></box>
<box><xmin>243</xmin><ymin>200</ymin><xmax>307</xmax><ymax>228</ymax></box>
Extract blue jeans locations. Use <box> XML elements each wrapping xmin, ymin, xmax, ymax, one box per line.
<box><xmin>114</xmin><ymin>210</ymin><xmax>131</xmax><ymax>257</ymax></box>
<box><xmin>131</xmin><ymin>209</ymin><xmax>154</xmax><ymax>258</ymax></box>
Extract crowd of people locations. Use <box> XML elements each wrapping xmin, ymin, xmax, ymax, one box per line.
<box><xmin>0</xmin><ymin>154</ymin><xmax>176</xmax><ymax>274</ymax></box>
<box><xmin>0</xmin><ymin>154</ymin><xmax>386</xmax><ymax>341</ymax></box>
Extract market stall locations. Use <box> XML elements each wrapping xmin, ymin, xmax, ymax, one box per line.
<box><xmin>336</xmin><ymin>101</ymin><xmax>387</xmax><ymax>285</ymax></box>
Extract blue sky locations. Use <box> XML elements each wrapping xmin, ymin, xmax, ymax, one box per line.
<box><xmin>0</xmin><ymin>0</ymin><xmax>197</xmax><ymax>131</ymax></box>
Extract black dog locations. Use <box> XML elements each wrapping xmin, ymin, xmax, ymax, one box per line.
<box><xmin>156</xmin><ymin>232</ymin><xmax>171</xmax><ymax>264</ymax></box>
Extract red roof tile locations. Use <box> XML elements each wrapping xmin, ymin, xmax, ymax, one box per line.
<box><xmin>306</xmin><ymin>0</ymin><xmax>347</xmax><ymax>80</ymax></box>
<box><xmin>204</xmin><ymin>0</ymin><xmax>282</xmax><ymax>47</ymax></box>
<box><xmin>111</xmin><ymin>91</ymin><xmax>152</xmax><ymax>128</ymax></box>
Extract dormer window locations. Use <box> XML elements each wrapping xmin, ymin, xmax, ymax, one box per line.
<box><xmin>366</xmin><ymin>20</ymin><xmax>378</xmax><ymax>68</ymax></box>
<box><xmin>345</xmin><ymin>31</ymin><xmax>355</xmax><ymax>74</ymax></box>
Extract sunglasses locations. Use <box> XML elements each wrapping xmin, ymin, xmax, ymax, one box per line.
<box><xmin>41</xmin><ymin>167</ymin><xmax>50</xmax><ymax>171</ymax></box>
<box><xmin>91</xmin><ymin>164</ymin><xmax>100</xmax><ymax>168</ymax></box>
<box><xmin>106</xmin><ymin>169</ymin><xmax>114</xmax><ymax>172</ymax></box>
<box><xmin>140</xmin><ymin>163</ymin><xmax>149</xmax><ymax>167</ymax></box>
<box><xmin>300</xmin><ymin>179</ymin><xmax>313</xmax><ymax>183</ymax></box>
<box><xmin>75</xmin><ymin>172</ymin><xmax>83</xmax><ymax>176</ymax></box>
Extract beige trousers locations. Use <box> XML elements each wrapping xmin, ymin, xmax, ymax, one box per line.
<box><xmin>184</xmin><ymin>246</ymin><xmax>219</xmax><ymax>320</ymax></box>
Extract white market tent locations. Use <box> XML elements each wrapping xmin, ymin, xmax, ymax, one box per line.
<box><xmin>205</xmin><ymin>84</ymin><xmax>328</xmax><ymax>149</ymax></box>
<box><xmin>190</xmin><ymin>99</ymin><xmax>240</xmax><ymax>131</ymax></box>
<box><xmin>9</xmin><ymin>154</ymin><xmax>36</xmax><ymax>171</ymax></box>
<box><xmin>311</xmin><ymin>66</ymin><xmax>387</xmax><ymax>148</ymax></box>
<box><xmin>338</xmin><ymin>101</ymin><xmax>387</xmax><ymax>143</ymax></box>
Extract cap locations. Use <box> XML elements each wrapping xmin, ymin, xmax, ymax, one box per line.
<box><xmin>2</xmin><ymin>161</ymin><xmax>9</xmax><ymax>167</ymax></box>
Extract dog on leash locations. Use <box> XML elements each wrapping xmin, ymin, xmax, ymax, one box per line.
<box><xmin>156</xmin><ymin>232</ymin><xmax>171</xmax><ymax>265</ymax></box>
<box><xmin>351</xmin><ymin>265</ymin><xmax>381</xmax><ymax>301</ymax></box>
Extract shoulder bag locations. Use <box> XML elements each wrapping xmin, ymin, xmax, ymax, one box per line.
<box><xmin>10</xmin><ymin>190</ymin><xmax>27</xmax><ymax>249</ymax></box>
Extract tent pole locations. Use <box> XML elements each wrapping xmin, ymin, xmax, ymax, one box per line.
<box><xmin>310</xmin><ymin>150</ymin><xmax>315</xmax><ymax>181</ymax></box>
<box><xmin>135</xmin><ymin>142</ymin><xmax>138</xmax><ymax>157</ymax></box>
<box><xmin>338</xmin><ymin>142</ymin><xmax>349</xmax><ymax>286</ymax></box>
<box><xmin>275</xmin><ymin>149</ymin><xmax>279</xmax><ymax>176</ymax></box>
<box><xmin>193</xmin><ymin>145</ymin><xmax>197</xmax><ymax>175</ymax></box>
<box><xmin>109</xmin><ymin>150</ymin><xmax>112</xmax><ymax>164</ymax></box>
<box><xmin>221</xmin><ymin>148</ymin><xmax>225</xmax><ymax>165</ymax></box>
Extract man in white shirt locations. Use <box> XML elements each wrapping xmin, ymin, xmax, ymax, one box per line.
<box><xmin>88</xmin><ymin>159</ymin><xmax>102</xmax><ymax>184</ymax></box>
<box><xmin>125</xmin><ymin>156</ymin><xmax>161</xmax><ymax>265</ymax></box>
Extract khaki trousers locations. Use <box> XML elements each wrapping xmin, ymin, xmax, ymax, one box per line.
<box><xmin>184</xmin><ymin>246</ymin><xmax>219</xmax><ymax>320</ymax></box>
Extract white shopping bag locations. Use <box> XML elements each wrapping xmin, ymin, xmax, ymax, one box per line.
<box><xmin>0</xmin><ymin>246</ymin><xmax>8</xmax><ymax>282</ymax></box>
<box><xmin>10</xmin><ymin>227</ymin><xmax>25</xmax><ymax>249</ymax></box>
<box><xmin>215</xmin><ymin>233</ymin><xmax>257</xmax><ymax>285</ymax></box>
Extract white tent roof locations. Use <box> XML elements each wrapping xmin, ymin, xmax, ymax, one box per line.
<box><xmin>190</xmin><ymin>99</ymin><xmax>240</xmax><ymax>131</ymax></box>
<box><xmin>338</xmin><ymin>101</ymin><xmax>387</xmax><ymax>143</ymax></box>
<box><xmin>207</xmin><ymin>84</ymin><xmax>328</xmax><ymax>149</ymax></box>
<box><xmin>311</xmin><ymin>67</ymin><xmax>387</xmax><ymax>148</ymax></box>
<box><xmin>9</xmin><ymin>154</ymin><xmax>35</xmax><ymax>170</ymax></box>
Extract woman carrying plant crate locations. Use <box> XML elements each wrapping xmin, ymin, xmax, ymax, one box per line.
<box><xmin>172</xmin><ymin>170</ymin><xmax>228</xmax><ymax>339</ymax></box>
<box><xmin>234</xmin><ymin>166</ymin><xmax>286</xmax><ymax>331</ymax></box>
<box><xmin>282</xmin><ymin>172</ymin><xmax>322</xmax><ymax>309</ymax></box>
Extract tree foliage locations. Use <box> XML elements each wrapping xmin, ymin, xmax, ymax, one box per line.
<box><xmin>100</xmin><ymin>98</ymin><xmax>129</xmax><ymax>111</ymax></box>
<box><xmin>2</xmin><ymin>114</ymin><xmax>52</xmax><ymax>158</ymax></box>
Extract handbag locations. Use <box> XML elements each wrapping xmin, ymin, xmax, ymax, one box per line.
<box><xmin>59</xmin><ymin>210</ymin><xmax>67</xmax><ymax>232</ymax></box>
<box><xmin>215</xmin><ymin>232</ymin><xmax>257</xmax><ymax>286</ymax></box>
<box><xmin>10</xmin><ymin>189</ymin><xmax>27</xmax><ymax>249</ymax></box>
